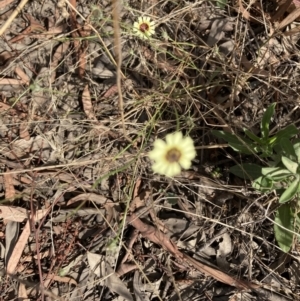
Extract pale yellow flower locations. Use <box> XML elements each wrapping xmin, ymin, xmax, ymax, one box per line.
<box><xmin>133</xmin><ymin>16</ymin><xmax>155</xmax><ymax>39</ymax></box>
<box><xmin>149</xmin><ymin>132</ymin><xmax>196</xmax><ymax>177</ymax></box>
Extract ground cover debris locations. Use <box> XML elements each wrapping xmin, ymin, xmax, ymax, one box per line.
<box><xmin>0</xmin><ymin>0</ymin><xmax>300</xmax><ymax>300</ymax></box>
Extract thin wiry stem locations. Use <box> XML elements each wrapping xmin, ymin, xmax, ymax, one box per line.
<box><xmin>112</xmin><ymin>0</ymin><xmax>128</xmax><ymax>141</ymax></box>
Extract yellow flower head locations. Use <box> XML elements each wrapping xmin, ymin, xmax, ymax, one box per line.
<box><xmin>149</xmin><ymin>132</ymin><xmax>196</xmax><ymax>177</ymax></box>
<box><xmin>133</xmin><ymin>16</ymin><xmax>155</xmax><ymax>39</ymax></box>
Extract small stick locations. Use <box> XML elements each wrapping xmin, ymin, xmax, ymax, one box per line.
<box><xmin>0</xmin><ymin>0</ymin><xmax>30</xmax><ymax>36</ymax></box>
<box><xmin>112</xmin><ymin>0</ymin><xmax>130</xmax><ymax>141</ymax></box>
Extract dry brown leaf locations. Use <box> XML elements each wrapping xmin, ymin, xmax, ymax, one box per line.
<box><xmin>78</xmin><ymin>43</ymin><xmax>88</xmax><ymax>78</ymax></box>
<box><xmin>216</xmin><ymin>232</ymin><xmax>232</xmax><ymax>270</ymax></box>
<box><xmin>7</xmin><ymin>207</ymin><xmax>48</xmax><ymax>274</ymax></box>
<box><xmin>87</xmin><ymin>252</ymin><xmax>134</xmax><ymax>301</ymax></box>
<box><xmin>129</xmin><ymin>190</ymin><xmax>150</xmax><ymax>212</ymax></box>
<box><xmin>0</xmin><ymin>0</ymin><xmax>16</xmax><ymax>9</ymax></box>
<box><xmin>1</xmin><ymin>136</ymin><xmax>51</xmax><ymax>160</ymax></box>
<box><xmin>0</xmin><ymin>78</ymin><xmax>28</xmax><ymax>85</ymax></box>
<box><xmin>206</xmin><ymin>19</ymin><xmax>229</xmax><ymax>47</ymax></box>
<box><xmin>6</xmin><ymin>220</ymin><xmax>31</xmax><ymax>274</ymax></box>
<box><xmin>14</xmin><ymin>67</ymin><xmax>30</xmax><ymax>85</ymax></box>
<box><xmin>9</xmin><ymin>13</ymin><xmax>45</xmax><ymax>43</ymax></box>
<box><xmin>0</xmin><ymin>206</ymin><xmax>27</xmax><ymax>222</ymax></box>
<box><xmin>133</xmin><ymin>271</ymin><xmax>151</xmax><ymax>301</ymax></box>
<box><xmin>22</xmin><ymin>250</ymin><xmax>50</xmax><ymax>261</ymax></box>
<box><xmin>4</xmin><ymin>170</ymin><xmax>16</xmax><ymax>199</ymax></box>
<box><xmin>103</xmin><ymin>84</ymin><xmax>118</xmax><ymax>98</ymax></box>
<box><xmin>50</xmin><ymin>42</ymin><xmax>70</xmax><ymax>83</ymax></box>
<box><xmin>19</xmin><ymin>122</ymin><xmax>30</xmax><ymax>140</ymax></box>
<box><xmin>18</xmin><ymin>282</ymin><xmax>29</xmax><ymax>301</ymax></box>
<box><xmin>128</xmin><ymin>213</ymin><xmax>256</xmax><ymax>290</ymax></box>
<box><xmin>5</xmin><ymin>221</ymin><xmax>19</xmax><ymax>269</ymax></box>
<box><xmin>241</xmin><ymin>55</ymin><xmax>269</xmax><ymax>76</ymax></box>
<box><xmin>271</xmin><ymin>0</ymin><xmax>293</xmax><ymax>22</ymax></box>
<box><xmin>45</xmin><ymin>274</ymin><xmax>77</xmax><ymax>286</ymax></box>
<box><xmin>237</xmin><ymin>0</ymin><xmax>262</xmax><ymax>23</ymax></box>
<box><xmin>0</xmin><ymin>101</ymin><xmax>16</xmax><ymax>113</ymax></box>
<box><xmin>0</xmin><ymin>206</ymin><xmax>48</xmax><ymax>223</ymax></box>
<box><xmin>82</xmin><ymin>85</ymin><xmax>97</xmax><ymax>121</ymax></box>
<box><xmin>66</xmin><ymin>193</ymin><xmax>110</xmax><ymax>206</ymax></box>
<box><xmin>116</xmin><ymin>263</ymin><xmax>137</xmax><ymax>277</ymax></box>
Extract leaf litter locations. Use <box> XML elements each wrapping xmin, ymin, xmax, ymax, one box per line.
<box><xmin>0</xmin><ymin>0</ymin><xmax>300</xmax><ymax>300</ymax></box>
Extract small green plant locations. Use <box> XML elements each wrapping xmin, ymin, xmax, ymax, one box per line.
<box><xmin>215</xmin><ymin>0</ymin><xmax>227</xmax><ymax>9</ymax></box>
<box><xmin>212</xmin><ymin>103</ymin><xmax>300</xmax><ymax>252</ymax></box>
<box><xmin>212</xmin><ymin>103</ymin><xmax>297</xmax><ymax>158</ymax></box>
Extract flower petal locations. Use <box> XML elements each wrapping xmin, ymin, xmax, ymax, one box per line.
<box><xmin>166</xmin><ymin>132</ymin><xmax>181</xmax><ymax>145</ymax></box>
<box><xmin>179</xmin><ymin>157</ymin><xmax>192</xmax><ymax>169</ymax></box>
<box><xmin>152</xmin><ymin>161</ymin><xmax>168</xmax><ymax>175</ymax></box>
<box><xmin>165</xmin><ymin>163</ymin><xmax>181</xmax><ymax>177</ymax></box>
<box><xmin>148</xmin><ymin>148</ymin><xmax>165</xmax><ymax>161</ymax></box>
<box><xmin>153</xmin><ymin>139</ymin><xmax>166</xmax><ymax>150</ymax></box>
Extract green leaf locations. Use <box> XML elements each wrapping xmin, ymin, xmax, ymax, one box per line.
<box><xmin>261</xmin><ymin>167</ymin><xmax>282</xmax><ymax>176</ymax></box>
<box><xmin>261</xmin><ymin>167</ymin><xmax>292</xmax><ymax>181</ymax></box>
<box><xmin>244</xmin><ymin>129</ymin><xmax>262</xmax><ymax>144</ymax></box>
<box><xmin>293</xmin><ymin>141</ymin><xmax>300</xmax><ymax>163</ymax></box>
<box><xmin>281</xmin><ymin>156</ymin><xmax>298</xmax><ymax>174</ymax></box>
<box><xmin>280</xmin><ymin>138</ymin><xmax>296</xmax><ymax>159</ymax></box>
<box><xmin>229</xmin><ymin>143</ymin><xmax>256</xmax><ymax>155</ymax></box>
<box><xmin>216</xmin><ymin>0</ymin><xmax>227</xmax><ymax>9</ymax></box>
<box><xmin>252</xmin><ymin>176</ymin><xmax>273</xmax><ymax>192</ymax></box>
<box><xmin>270</xmin><ymin>125</ymin><xmax>298</xmax><ymax>146</ymax></box>
<box><xmin>274</xmin><ymin>204</ymin><xmax>294</xmax><ymax>253</ymax></box>
<box><xmin>211</xmin><ymin>130</ymin><xmax>242</xmax><ymax>144</ymax></box>
<box><xmin>279</xmin><ymin>176</ymin><xmax>300</xmax><ymax>203</ymax></box>
<box><xmin>230</xmin><ymin>163</ymin><xmax>262</xmax><ymax>180</ymax></box>
<box><xmin>212</xmin><ymin>130</ymin><xmax>255</xmax><ymax>154</ymax></box>
<box><xmin>261</xmin><ymin>103</ymin><xmax>276</xmax><ymax>139</ymax></box>
<box><xmin>166</xmin><ymin>193</ymin><xmax>178</xmax><ymax>205</ymax></box>
<box><xmin>295</xmin><ymin>213</ymin><xmax>300</xmax><ymax>235</ymax></box>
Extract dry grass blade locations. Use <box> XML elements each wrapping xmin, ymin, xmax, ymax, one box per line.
<box><xmin>277</xmin><ymin>7</ymin><xmax>300</xmax><ymax>29</ymax></box>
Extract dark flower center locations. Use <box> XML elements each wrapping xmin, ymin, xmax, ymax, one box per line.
<box><xmin>166</xmin><ymin>148</ymin><xmax>181</xmax><ymax>163</ymax></box>
<box><xmin>139</xmin><ymin>23</ymin><xmax>149</xmax><ymax>33</ymax></box>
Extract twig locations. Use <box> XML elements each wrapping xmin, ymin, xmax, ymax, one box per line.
<box><xmin>0</xmin><ymin>0</ymin><xmax>30</xmax><ymax>36</ymax></box>
<box><xmin>111</xmin><ymin>0</ymin><xmax>128</xmax><ymax>141</ymax></box>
